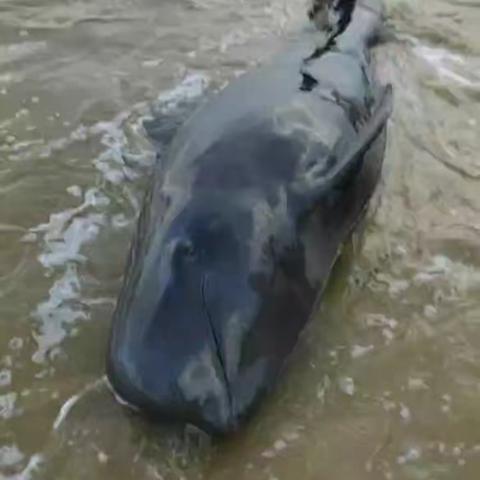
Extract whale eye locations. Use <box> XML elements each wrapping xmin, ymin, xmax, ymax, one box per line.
<box><xmin>176</xmin><ymin>239</ymin><xmax>196</xmax><ymax>259</ymax></box>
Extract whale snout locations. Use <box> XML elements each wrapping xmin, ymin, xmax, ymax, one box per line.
<box><xmin>106</xmin><ymin>269</ymin><xmax>264</xmax><ymax>434</ymax></box>
<box><xmin>107</xmin><ymin>337</ymin><xmax>244</xmax><ymax>435</ymax></box>
<box><xmin>106</xmin><ymin>202</ymin><xmax>276</xmax><ymax>434</ymax></box>
<box><xmin>107</xmin><ymin>287</ymin><xmax>272</xmax><ymax>435</ymax></box>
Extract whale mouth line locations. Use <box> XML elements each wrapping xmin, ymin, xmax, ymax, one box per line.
<box><xmin>201</xmin><ymin>273</ymin><xmax>236</xmax><ymax>426</ymax></box>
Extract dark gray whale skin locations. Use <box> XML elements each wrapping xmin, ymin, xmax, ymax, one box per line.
<box><xmin>107</xmin><ymin>0</ymin><xmax>393</xmax><ymax>435</ymax></box>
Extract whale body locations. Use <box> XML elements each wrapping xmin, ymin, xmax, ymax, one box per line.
<box><xmin>107</xmin><ymin>0</ymin><xmax>393</xmax><ymax>434</ymax></box>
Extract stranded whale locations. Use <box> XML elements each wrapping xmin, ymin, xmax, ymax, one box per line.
<box><xmin>107</xmin><ymin>0</ymin><xmax>393</xmax><ymax>434</ymax></box>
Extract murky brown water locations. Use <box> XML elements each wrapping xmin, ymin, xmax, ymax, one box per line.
<box><xmin>0</xmin><ymin>0</ymin><xmax>479</xmax><ymax>478</ymax></box>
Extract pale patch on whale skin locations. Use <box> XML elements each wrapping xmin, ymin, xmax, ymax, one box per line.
<box><xmin>272</xmin><ymin>99</ymin><xmax>341</xmax><ymax>147</ymax></box>
<box><xmin>272</xmin><ymin>99</ymin><xmax>347</xmax><ymax>193</ymax></box>
<box><xmin>222</xmin><ymin>312</ymin><xmax>247</xmax><ymax>383</ymax></box>
<box><xmin>250</xmin><ymin>186</ymin><xmax>292</xmax><ymax>271</ymax></box>
<box><xmin>178</xmin><ymin>347</ymin><xmax>229</xmax><ymax>424</ymax></box>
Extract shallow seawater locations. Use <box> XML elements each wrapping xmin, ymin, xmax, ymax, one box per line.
<box><xmin>0</xmin><ymin>0</ymin><xmax>479</xmax><ymax>478</ymax></box>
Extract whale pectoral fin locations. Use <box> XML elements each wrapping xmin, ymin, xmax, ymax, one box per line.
<box><xmin>297</xmin><ymin>84</ymin><xmax>393</xmax><ymax>211</ymax></box>
<box><xmin>327</xmin><ymin>84</ymin><xmax>393</xmax><ymax>188</ymax></box>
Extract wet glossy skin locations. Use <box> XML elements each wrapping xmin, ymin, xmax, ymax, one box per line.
<box><xmin>107</xmin><ymin>0</ymin><xmax>392</xmax><ymax>434</ymax></box>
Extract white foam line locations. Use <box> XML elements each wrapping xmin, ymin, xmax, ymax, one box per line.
<box><xmin>52</xmin><ymin>376</ymin><xmax>107</xmax><ymax>431</ymax></box>
<box><xmin>52</xmin><ymin>394</ymin><xmax>81</xmax><ymax>431</ymax></box>
<box><xmin>104</xmin><ymin>375</ymin><xmax>140</xmax><ymax>412</ymax></box>
<box><xmin>16</xmin><ymin>453</ymin><xmax>44</xmax><ymax>480</ymax></box>
<box><xmin>414</xmin><ymin>44</ymin><xmax>480</xmax><ymax>88</ymax></box>
<box><xmin>32</xmin><ymin>74</ymin><xmax>210</xmax><ymax>376</ymax></box>
<box><xmin>155</xmin><ymin>73</ymin><xmax>209</xmax><ymax>114</ymax></box>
